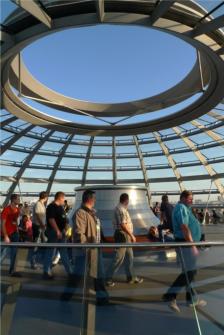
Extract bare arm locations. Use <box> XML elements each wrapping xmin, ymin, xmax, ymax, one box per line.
<box><xmin>120</xmin><ymin>223</ymin><xmax>136</xmax><ymax>243</ymax></box>
<box><xmin>35</xmin><ymin>214</ymin><xmax>46</xmax><ymax>229</ymax></box>
<box><xmin>116</xmin><ymin>208</ymin><xmax>136</xmax><ymax>242</ymax></box>
<box><xmin>181</xmin><ymin>224</ymin><xmax>193</xmax><ymax>242</ymax></box>
<box><xmin>181</xmin><ymin>224</ymin><xmax>199</xmax><ymax>255</ymax></box>
<box><xmin>48</xmin><ymin>218</ymin><xmax>62</xmax><ymax>239</ymax></box>
<box><xmin>2</xmin><ymin>219</ymin><xmax>10</xmax><ymax>243</ymax></box>
<box><xmin>121</xmin><ymin>223</ymin><xmax>133</xmax><ymax>237</ymax></box>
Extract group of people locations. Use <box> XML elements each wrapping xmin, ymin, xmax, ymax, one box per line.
<box><xmin>1</xmin><ymin>189</ymin><xmax>207</xmax><ymax>309</ymax></box>
<box><xmin>153</xmin><ymin>198</ymin><xmax>222</xmax><ymax>226</ymax></box>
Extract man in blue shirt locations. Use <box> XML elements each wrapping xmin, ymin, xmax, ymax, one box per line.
<box><xmin>163</xmin><ymin>190</ymin><xmax>207</xmax><ymax>313</ymax></box>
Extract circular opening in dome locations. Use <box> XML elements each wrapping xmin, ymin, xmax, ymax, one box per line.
<box><xmin>22</xmin><ymin>24</ymin><xmax>196</xmax><ymax>104</ymax></box>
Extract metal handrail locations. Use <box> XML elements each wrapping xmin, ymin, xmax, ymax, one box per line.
<box><xmin>1</xmin><ymin>241</ymin><xmax>224</xmax><ymax>248</ymax></box>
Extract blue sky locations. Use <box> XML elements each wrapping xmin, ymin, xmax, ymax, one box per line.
<box><xmin>22</xmin><ymin>25</ymin><xmax>196</xmax><ymax>104</ymax></box>
<box><xmin>20</xmin><ymin>24</ymin><xmax>200</xmax><ymax>125</ymax></box>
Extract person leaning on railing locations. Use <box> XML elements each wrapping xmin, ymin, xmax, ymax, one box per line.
<box><xmin>0</xmin><ymin>193</ymin><xmax>21</xmax><ymax>277</ymax></box>
<box><xmin>162</xmin><ymin>190</ymin><xmax>207</xmax><ymax>313</ymax></box>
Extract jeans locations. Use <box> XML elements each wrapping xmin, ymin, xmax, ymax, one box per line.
<box><xmin>43</xmin><ymin>228</ymin><xmax>72</xmax><ymax>275</ymax></box>
<box><xmin>8</xmin><ymin>231</ymin><xmax>19</xmax><ymax>274</ymax></box>
<box><xmin>165</xmin><ymin>246</ymin><xmax>197</xmax><ymax>302</ymax></box>
<box><xmin>106</xmin><ymin>232</ymin><xmax>134</xmax><ymax>281</ymax></box>
<box><xmin>30</xmin><ymin>225</ymin><xmax>42</xmax><ymax>266</ymax></box>
<box><xmin>73</xmin><ymin>249</ymin><xmax>109</xmax><ymax>301</ymax></box>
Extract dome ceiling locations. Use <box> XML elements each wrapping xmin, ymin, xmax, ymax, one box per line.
<box><xmin>1</xmin><ymin>0</ymin><xmax>224</xmax><ymax>204</ymax></box>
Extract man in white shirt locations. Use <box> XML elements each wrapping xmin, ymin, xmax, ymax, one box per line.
<box><xmin>31</xmin><ymin>191</ymin><xmax>48</xmax><ymax>269</ymax></box>
<box><xmin>106</xmin><ymin>193</ymin><xmax>143</xmax><ymax>287</ymax></box>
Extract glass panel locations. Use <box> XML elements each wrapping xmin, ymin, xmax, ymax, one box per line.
<box><xmin>197</xmin><ymin>0</ymin><xmax>224</xmax><ymax>16</ymax></box>
<box><xmin>95</xmin><ymin>245</ymin><xmax>199</xmax><ymax>335</ymax></box>
<box><xmin>1</xmin><ymin>243</ymin><xmax>224</xmax><ymax>335</ymax></box>
<box><xmin>1</xmin><ymin>244</ymin><xmax>85</xmax><ymax>335</ymax></box>
<box><xmin>1</xmin><ymin>0</ymin><xmax>19</xmax><ymax>24</ymax></box>
<box><xmin>190</xmin><ymin>244</ymin><xmax>224</xmax><ymax>334</ymax></box>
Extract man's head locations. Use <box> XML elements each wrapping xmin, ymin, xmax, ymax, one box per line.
<box><xmin>120</xmin><ymin>193</ymin><xmax>129</xmax><ymax>207</ymax></box>
<box><xmin>54</xmin><ymin>191</ymin><xmax>65</xmax><ymax>206</ymax></box>
<box><xmin>149</xmin><ymin>226</ymin><xmax>158</xmax><ymax>237</ymax></box>
<box><xmin>82</xmin><ymin>190</ymin><xmax>96</xmax><ymax>209</ymax></box>
<box><xmin>180</xmin><ymin>190</ymin><xmax>193</xmax><ymax>207</ymax></box>
<box><xmin>10</xmin><ymin>194</ymin><xmax>20</xmax><ymax>206</ymax></box>
<box><xmin>162</xmin><ymin>194</ymin><xmax>169</xmax><ymax>203</ymax></box>
<box><xmin>64</xmin><ymin>200</ymin><xmax>68</xmax><ymax>205</ymax></box>
<box><xmin>39</xmin><ymin>191</ymin><xmax>48</xmax><ymax>204</ymax></box>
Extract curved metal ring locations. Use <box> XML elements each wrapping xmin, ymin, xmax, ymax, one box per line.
<box><xmin>1</xmin><ymin>2</ymin><xmax>224</xmax><ymax>135</ymax></box>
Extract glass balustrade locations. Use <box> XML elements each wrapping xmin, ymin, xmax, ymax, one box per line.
<box><xmin>1</xmin><ymin>241</ymin><xmax>224</xmax><ymax>335</ymax></box>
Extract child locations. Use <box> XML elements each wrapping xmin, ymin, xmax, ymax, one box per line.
<box><xmin>19</xmin><ymin>215</ymin><xmax>33</xmax><ymax>242</ymax></box>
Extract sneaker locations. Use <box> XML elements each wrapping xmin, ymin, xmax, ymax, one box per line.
<box><xmin>42</xmin><ymin>272</ymin><xmax>54</xmax><ymax>280</ymax></box>
<box><xmin>106</xmin><ymin>280</ymin><xmax>115</xmax><ymax>287</ymax></box>
<box><xmin>10</xmin><ymin>271</ymin><xmax>22</xmax><ymax>278</ymax></box>
<box><xmin>169</xmin><ymin>299</ymin><xmax>181</xmax><ymax>313</ymax></box>
<box><xmin>127</xmin><ymin>277</ymin><xmax>143</xmax><ymax>284</ymax></box>
<box><xmin>52</xmin><ymin>254</ymin><xmax>61</xmax><ymax>265</ymax></box>
<box><xmin>187</xmin><ymin>299</ymin><xmax>207</xmax><ymax>308</ymax></box>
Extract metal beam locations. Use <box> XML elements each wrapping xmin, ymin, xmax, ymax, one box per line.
<box><xmin>46</xmin><ymin>135</ymin><xmax>73</xmax><ymax>194</ymax></box>
<box><xmin>2</xmin><ymin>174</ymin><xmax>224</xmax><ymax>185</ymax></box>
<box><xmin>1</xmin><ymin>116</ymin><xmax>17</xmax><ymax>127</ymax></box>
<box><xmin>173</xmin><ymin>127</ymin><xmax>224</xmax><ymax>198</ymax></box>
<box><xmin>1</xmin><ymin>156</ymin><xmax>224</xmax><ymax>172</ymax></box>
<box><xmin>81</xmin><ymin>137</ymin><xmax>94</xmax><ymax>186</ymax></box>
<box><xmin>2</xmin><ymin>130</ymin><xmax>54</xmax><ymax>206</ymax></box>
<box><xmin>2</xmin><ymin>1</ymin><xmax>224</xmax><ymax>136</ymax></box>
<box><xmin>154</xmin><ymin>132</ymin><xmax>185</xmax><ymax>192</ymax></box>
<box><xmin>1</xmin><ymin>124</ymin><xmax>34</xmax><ymax>155</ymax></box>
<box><xmin>191</xmin><ymin>120</ymin><xmax>224</xmax><ymax>147</ymax></box>
<box><xmin>133</xmin><ymin>135</ymin><xmax>151</xmax><ymax>205</ymax></box>
<box><xmin>0</xmin><ymin>112</ymin><xmax>10</xmax><ymax>117</ymax></box>
<box><xmin>0</xmin><ymin>190</ymin><xmax>220</xmax><ymax>197</ymax></box>
<box><xmin>2</xmin><ymin>120</ymin><xmax>222</xmax><ymax>146</ymax></box>
<box><xmin>197</xmin><ymin>2</ymin><xmax>224</xmax><ymax>24</ymax></box>
<box><xmin>150</xmin><ymin>0</ymin><xmax>176</xmax><ymax>25</ymax></box>
<box><xmin>189</xmin><ymin>14</ymin><xmax>224</xmax><ymax>37</ymax></box>
<box><xmin>208</xmin><ymin>111</ymin><xmax>224</xmax><ymax>121</ymax></box>
<box><xmin>14</xmin><ymin>0</ymin><xmax>52</xmax><ymax>28</ymax></box>
<box><xmin>216</xmin><ymin>46</ymin><xmax>224</xmax><ymax>56</ymax></box>
<box><xmin>112</xmin><ymin>136</ymin><xmax>117</xmax><ymax>185</ymax></box>
<box><xmin>95</xmin><ymin>0</ymin><xmax>104</xmax><ymax>23</ymax></box>
<box><xmin>7</xmin><ymin>138</ymin><xmax>224</xmax><ymax>160</ymax></box>
<box><xmin>0</xmin><ymin>30</ymin><xmax>15</xmax><ymax>44</ymax></box>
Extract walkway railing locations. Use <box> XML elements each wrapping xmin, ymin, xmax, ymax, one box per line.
<box><xmin>1</xmin><ymin>241</ymin><xmax>224</xmax><ymax>335</ymax></box>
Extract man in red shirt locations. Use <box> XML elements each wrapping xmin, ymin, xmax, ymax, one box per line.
<box><xmin>1</xmin><ymin>194</ymin><xmax>21</xmax><ymax>276</ymax></box>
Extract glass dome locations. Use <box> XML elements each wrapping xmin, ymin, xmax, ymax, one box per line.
<box><xmin>1</xmin><ymin>0</ymin><xmax>224</xmax><ymax>205</ymax></box>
